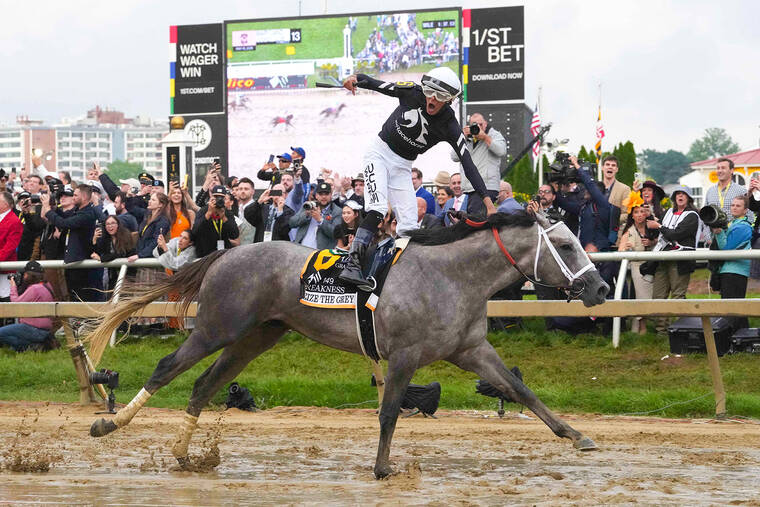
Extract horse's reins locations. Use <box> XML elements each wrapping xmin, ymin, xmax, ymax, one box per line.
<box><xmin>465</xmin><ymin>218</ymin><xmax>596</xmax><ymax>301</ymax></box>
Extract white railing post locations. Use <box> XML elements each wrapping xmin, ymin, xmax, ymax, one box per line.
<box><xmin>109</xmin><ymin>264</ymin><xmax>129</xmax><ymax>348</ymax></box>
<box><xmin>611</xmin><ymin>259</ymin><xmax>629</xmax><ymax>348</ymax></box>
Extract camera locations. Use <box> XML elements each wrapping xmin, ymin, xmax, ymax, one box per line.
<box><xmin>293</xmin><ymin>159</ymin><xmax>303</xmax><ymax>169</ymax></box>
<box><xmin>468</xmin><ymin>123</ymin><xmax>480</xmax><ymax>137</ymax></box>
<box><xmin>45</xmin><ymin>177</ymin><xmax>66</xmax><ymax>205</ymax></box>
<box><xmin>8</xmin><ymin>272</ymin><xmax>23</xmax><ymax>286</ymax></box>
<box><xmin>699</xmin><ymin>204</ymin><xmax>729</xmax><ymax>230</ymax></box>
<box><xmin>214</xmin><ymin>196</ymin><xmax>225</xmax><ymax>209</ymax></box>
<box><xmin>30</xmin><ymin>194</ymin><xmax>41</xmax><ymax>205</ymax></box>
<box><xmin>546</xmin><ymin>152</ymin><xmax>592</xmax><ymax>186</ymax></box>
<box><xmin>303</xmin><ymin>201</ymin><xmax>318</xmax><ymax>211</ymax></box>
<box><xmin>270</xmin><ymin>189</ymin><xmax>282</xmax><ymax>197</ymax></box>
<box><xmin>89</xmin><ymin>369</ymin><xmax>119</xmax><ymax>390</ymax></box>
<box><xmin>531</xmin><ymin>194</ymin><xmax>541</xmax><ymax>204</ymax></box>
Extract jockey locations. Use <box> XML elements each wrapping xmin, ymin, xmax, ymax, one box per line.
<box><xmin>339</xmin><ymin>67</ymin><xmax>497</xmax><ymax>287</ymax></box>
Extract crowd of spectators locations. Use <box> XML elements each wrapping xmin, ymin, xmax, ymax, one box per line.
<box><xmin>0</xmin><ymin>125</ymin><xmax>757</xmax><ymax>348</ymax></box>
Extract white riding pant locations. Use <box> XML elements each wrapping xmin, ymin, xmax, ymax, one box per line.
<box><xmin>362</xmin><ymin>137</ymin><xmax>419</xmax><ymax>237</ymax></box>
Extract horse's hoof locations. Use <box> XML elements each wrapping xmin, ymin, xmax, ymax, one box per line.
<box><xmin>90</xmin><ymin>418</ymin><xmax>118</xmax><ymax>437</ymax></box>
<box><xmin>176</xmin><ymin>456</ymin><xmax>191</xmax><ymax>469</ymax></box>
<box><xmin>374</xmin><ymin>464</ymin><xmax>393</xmax><ymax>479</ymax></box>
<box><xmin>574</xmin><ymin>436</ymin><xmax>598</xmax><ymax>451</ymax></box>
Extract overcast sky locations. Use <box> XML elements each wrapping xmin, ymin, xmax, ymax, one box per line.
<box><xmin>1</xmin><ymin>0</ymin><xmax>758</xmax><ymax>155</ymax></box>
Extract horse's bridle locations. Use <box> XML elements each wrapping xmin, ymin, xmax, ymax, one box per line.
<box><xmin>466</xmin><ymin>219</ymin><xmax>596</xmax><ymax>300</ymax></box>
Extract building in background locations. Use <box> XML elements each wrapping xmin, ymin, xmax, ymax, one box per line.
<box><xmin>0</xmin><ymin>107</ymin><xmax>168</xmax><ymax>182</ymax></box>
<box><xmin>679</xmin><ymin>148</ymin><xmax>760</xmax><ymax>208</ymax></box>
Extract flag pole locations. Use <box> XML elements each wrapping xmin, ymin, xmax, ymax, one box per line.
<box><xmin>596</xmin><ymin>82</ymin><xmax>603</xmax><ymax>180</ymax></box>
<box><xmin>537</xmin><ymin>86</ymin><xmax>543</xmax><ymax>187</ymax></box>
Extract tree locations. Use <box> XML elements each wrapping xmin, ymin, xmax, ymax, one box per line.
<box><xmin>637</xmin><ymin>149</ymin><xmax>691</xmax><ymax>184</ymax></box>
<box><xmin>506</xmin><ymin>153</ymin><xmax>537</xmax><ymax>197</ymax></box>
<box><xmin>687</xmin><ymin>128</ymin><xmax>740</xmax><ymax>162</ymax></box>
<box><xmin>577</xmin><ymin>145</ymin><xmax>593</xmax><ymax>163</ymax></box>
<box><xmin>612</xmin><ymin>141</ymin><xmax>637</xmax><ymax>187</ymax></box>
<box><xmin>103</xmin><ymin>160</ymin><xmax>144</xmax><ymax>183</ymax></box>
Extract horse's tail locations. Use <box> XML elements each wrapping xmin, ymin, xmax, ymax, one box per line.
<box><xmin>87</xmin><ymin>250</ymin><xmax>229</xmax><ymax>365</ymax></box>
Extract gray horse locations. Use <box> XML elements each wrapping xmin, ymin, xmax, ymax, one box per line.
<box><xmin>88</xmin><ymin>211</ymin><xmax>608</xmax><ymax>479</ymax></box>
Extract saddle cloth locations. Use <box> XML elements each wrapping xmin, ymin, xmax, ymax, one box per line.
<box><xmin>299</xmin><ymin>238</ymin><xmax>409</xmax><ymax>361</ymax></box>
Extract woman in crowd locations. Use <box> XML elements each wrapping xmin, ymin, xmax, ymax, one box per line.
<box><xmin>646</xmin><ymin>186</ymin><xmax>700</xmax><ymax>335</ymax></box>
<box><xmin>334</xmin><ymin>200</ymin><xmax>363</xmax><ymax>250</ymax></box>
<box><xmin>91</xmin><ymin>215</ymin><xmax>136</xmax><ymax>292</ymax></box>
<box><xmin>128</xmin><ymin>192</ymin><xmax>171</xmax><ymax>332</ymax></box>
<box><xmin>633</xmin><ymin>179</ymin><xmax>666</xmax><ymax>220</ymax></box>
<box><xmin>618</xmin><ymin>192</ymin><xmax>657</xmax><ymax>334</ymax></box>
<box><xmin>435</xmin><ymin>187</ymin><xmax>454</xmax><ymax>217</ymax></box>
<box><xmin>168</xmin><ymin>181</ymin><xmax>195</xmax><ymax>239</ymax></box>
<box><xmin>712</xmin><ymin>195</ymin><xmax>752</xmax><ymax>329</ymax></box>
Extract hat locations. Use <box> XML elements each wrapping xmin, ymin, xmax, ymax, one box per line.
<box><xmin>120</xmin><ymin>178</ymin><xmax>140</xmax><ymax>188</ymax></box>
<box><xmin>290</xmin><ymin>147</ymin><xmax>306</xmax><ymax>159</ymax></box>
<box><xmin>210</xmin><ymin>184</ymin><xmax>227</xmax><ymax>195</ymax></box>
<box><xmin>151</xmin><ymin>180</ymin><xmax>165</xmax><ymax>187</ymax></box>
<box><xmin>24</xmin><ymin>260</ymin><xmax>44</xmax><ymax>274</ymax></box>
<box><xmin>89</xmin><ymin>184</ymin><xmax>102</xmax><ymax>194</ymax></box>
<box><xmin>17</xmin><ymin>191</ymin><xmax>31</xmax><ymax>200</ymax></box>
<box><xmin>345</xmin><ymin>199</ymin><xmax>363</xmax><ymax>211</ymax></box>
<box><xmin>277</xmin><ymin>153</ymin><xmax>293</xmax><ymax>162</ymax></box>
<box><xmin>61</xmin><ymin>188</ymin><xmax>74</xmax><ymax>197</ymax></box>
<box><xmin>351</xmin><ymin>173</ymin><xmax>365</xmax><ymax>185</ymax></box>
<box><xmin>138</xmin><ymin>172</ymin><xmax>155</xmax><ymax>183</ymax></box>
<box><xmin>316</xmin><ymin>182</ymin><xmax>332</xmax><ymax>194</ymax></box>
<box><xmin>670</xmin><ymin>185</ymin><xmax>694</xmax><ymax>202</ymax></box>
<box><xmin>641</xmin><ymin>180</ymin><xmax>665</xmax><ymax>201</ymax></box>
<box><xmin>433</xmin><ymin>171</ymin><xmax>451</xmax><ymax>187</ymax></box>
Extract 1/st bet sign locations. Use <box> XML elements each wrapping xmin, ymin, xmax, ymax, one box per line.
<box><xmin>467</xmin><ymin>6</ymin><xmax>525</xmax><ymax>102</ymax></box>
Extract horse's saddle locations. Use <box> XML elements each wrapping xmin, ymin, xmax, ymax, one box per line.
<box><xmin>299</xmin><ymin>237</ymin><xmax>409</xmax><ymax>361</ymax></box>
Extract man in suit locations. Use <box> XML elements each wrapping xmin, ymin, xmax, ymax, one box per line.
<box><xmin>244</xmin><ymin>183</ymin><xmax>294</xmax><ymax>243</ymax></box>
<box><xmin>412</xmin><ymin>168</ymin><xmax>435</xmax><ymax>215</ymax></box>
<box><xmin>600</xmin><ymin>155</ymin><xmax>631</xmax><ymax>236</ymax></box>
<box><xmin>442</xmin><ymin>173</ymin><xmax>468</xmax><ymax>226</ymax></box>
<box><xmin>41</xmin><ymin>184</ymin><xmax>99</xmax><ymax>301</ymax></box>
<box><xmin>0</xmin><ymin>192</ymin><xmax>24</xmax><ymax>320</ymax></box>
<box><xmin>417</xmin><ymin>197</ymin><xmax>442</xmax><ymax>229</ymax></box>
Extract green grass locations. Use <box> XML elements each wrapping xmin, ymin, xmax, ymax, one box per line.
<box><xmin>1</xmin><ymin>317</ymin><xmax>758</xmax><ymax>419</ymax></box>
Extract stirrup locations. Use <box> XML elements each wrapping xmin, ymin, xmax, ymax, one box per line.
<box><xmin>358</xmin><ymin>277</ymin><xmax>377</xmax><ymax>293</ymax></box>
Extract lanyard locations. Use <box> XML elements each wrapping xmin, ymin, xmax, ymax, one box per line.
<box><xmin>212</xmin><ymin>218</ymin><xmax>223</xmax><ymax>238</ymax></box>
<box><xmin>718</xmin><ymin>182</ymin><xmax>731</xmax><ymax>209</ymax></box>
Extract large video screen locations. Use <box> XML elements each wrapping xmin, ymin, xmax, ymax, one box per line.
<box><xmin>225</xmin><ymin>9</ymin><xmax>461</xmax><ymax>183</ymax></box>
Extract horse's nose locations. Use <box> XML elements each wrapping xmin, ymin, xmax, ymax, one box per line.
<box><xmin>596</xmin><ymin>281</ymin><xmax>609</xmax><ymax>300</ymax></box>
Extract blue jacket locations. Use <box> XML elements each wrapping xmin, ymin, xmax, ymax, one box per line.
<box><xmin>554</xmin><ymin>169</ymin><xmax>612</xmax><ymax>251</ymax></box>
<box><xmin>442</xmin><ymin>195</ymin><xmax>468</xmax><ymax>226</ymax></box>
<box><xmin>716</xmin><ymin>216</ymin><xmax>752</xmax><ymax>277</ymax></box>
<box><xmin>497</xmin><ymin>197</ymin><xmax>524</xmax><ymax>215</ymax></box>
<box><xmin>416</xmin><ymin>186</ymin><xmax>436</xmax><ymax>215</ymax></box>
<box><xmin>136</xmin><ymin>215</ymin><xmax>171</xmax><ymax>258</ymax></box>
<box><xmin>45</xmin><ymin>204</ymin><xmax>98</xmax><ymax>263</ymax></box>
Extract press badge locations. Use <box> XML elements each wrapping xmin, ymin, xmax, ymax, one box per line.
<box><xmin>263</xmin><ymin>231</ymin><xmax>273</xmax><ymax>242</ymax></box>
<box><xmin>217</xmin><ymin>240</ymin><xmax>225</xmax><ymax>251</ymax></box>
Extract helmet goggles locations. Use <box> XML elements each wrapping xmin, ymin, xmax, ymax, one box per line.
<box><xmin>421</xmin><ymin>74</ymin><xmax>461</xmax><ymax>102</ymax></box>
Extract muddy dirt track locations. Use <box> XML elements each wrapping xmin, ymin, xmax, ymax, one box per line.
<box><xmin>1</xmin><ymin>401</ymin><xmax>759</xmax><ymax>505</ymax></box>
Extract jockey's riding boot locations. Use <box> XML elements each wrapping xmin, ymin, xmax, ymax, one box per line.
<box><xmin>339</xmin><ymin>228</ymin><xmax>372</xmax><ymax>287</ymax></box>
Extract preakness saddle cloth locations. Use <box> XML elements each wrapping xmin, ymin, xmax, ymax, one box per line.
<box><xmin>299</xmin><ymin>238</ymin><xmax>409</xmax><ymax>361</ymax></box>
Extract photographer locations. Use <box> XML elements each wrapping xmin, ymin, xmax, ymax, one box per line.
<box><xmin>451</xmin><ymin>113</ymin><xmax>506</xmax><ymax>216</ymax></box>
<box><xmin>289</xmin><ymin>182</ymin><xmax>343</xmax><ymax>250</ymax></box>
<box><xmin>646</xmin><ymin>186</ymin><xmax>700</xmax><ymax>335</ymax></box>
<box><xmin>553</xmin><ymin>156</ymin><xmax>615</xmax><ymax>253</ymax></box>
<box><xmin>41</xmin><ymin>184</ymin><xmax>100</xmax><ymax>302</ymax></box>
<box><xmin>244</xmin><ymin>183</ymin><xmax>293</xmax><ymax>243</ymax></box>
<box><xmin>0</xmin><ymin>261</ymin><xmax>57</xmax><ymax>352</ymax></box>
<box><xmin>257</xmin><ymin>153</ymin><xmax>292</xmax><ymax>187</ymax></box>
<box><xmin>711</xmin><ymin>195</ymin><xmax>752</xmax><ymax>329</ymax></box>
<box><xmin>15</xmin><ymin>191</ymin><xmax>46</xmax><ymax>261</ymax></box>
<box><xmin>194</xmin><ymin>162</ymin><xmax>225</xmax><ymax>209</ymax></box>
<box><xmin>192</xmin><ymin>185</ymin><xmax>239</xmax><ymax>258</ymax></box>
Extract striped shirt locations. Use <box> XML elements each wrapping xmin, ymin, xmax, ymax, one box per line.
<box><xmin>705</xmin><ymin>182</ymin><xmax>755</xmax><ymax>225</ymax></box>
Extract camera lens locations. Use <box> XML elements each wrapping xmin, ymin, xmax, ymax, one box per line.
<box><xmin>469</xmin><ymin>124</ymin><xmax>480</xmax><ymax>136</ymax></box>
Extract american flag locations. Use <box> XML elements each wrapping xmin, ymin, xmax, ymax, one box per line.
<box><xmin>530</xmin><ymin>104</ymin><xmax>541</xmax><ymax>159</ymax></box>
<box><xmin>594</xmin><ymin>107</ymin><xmax>604</xmax><ymax>163</ymax></box>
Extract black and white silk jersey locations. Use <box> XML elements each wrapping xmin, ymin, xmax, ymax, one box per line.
<box><xmin>355</xmin><ymin>73</ymin><xmax>488</xmax><ymax>198</ymax></box>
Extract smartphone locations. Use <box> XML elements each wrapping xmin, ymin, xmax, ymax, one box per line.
<box><xmin>268</xmin><ymin>154</ymin><xmax>275</xmax><ymax>164</ymax></box>
<box><xmin>213</xmin><ymin>158</ymin><xmax>220</xmax><ymax>166</ymax></box>
<box><xmin>634</xmin><ymin>172</ymin><xmax>643</xmax><ymax>183</ymax></box>
<box><xmin>183</xmin><ymin>173</ymin><xmax>189</xmax><ymax>188</ymax></box>
<box><xmin>270</xmin><ymin>189</ymin><xmax>282</xmax><ymax>197</ymax></box>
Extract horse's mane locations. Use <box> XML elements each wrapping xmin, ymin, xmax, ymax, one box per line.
<box><xmin>408</xmin><ymin>212</ymin><xmax>536</xmax><ymax>246</ymax></box>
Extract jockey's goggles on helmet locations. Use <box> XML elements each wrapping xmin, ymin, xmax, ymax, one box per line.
<box><xmin>420</xmin><ymin>75</ymin><xmax>460</xmax><ymax>102</ymax></box>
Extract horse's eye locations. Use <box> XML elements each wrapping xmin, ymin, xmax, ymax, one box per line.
<box><xmin>560</xmin><ymin>244</ymin><xmax>573</xmax><ymax>251</ymax></box>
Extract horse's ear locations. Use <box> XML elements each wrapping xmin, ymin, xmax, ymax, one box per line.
<box><xmin>533</xmin><ymin>210</ymin><xmax>551</xmax><ymax>228</ymax></box>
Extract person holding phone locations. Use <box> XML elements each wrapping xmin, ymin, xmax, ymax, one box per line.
<box><xmin>244</xmin><ymin>183</ymin><xmax>293</xmax><ymax>243</ymax></box>
<box><xmin>257</xmin><ymin>153</ymin><xmax>292</xmax><ymax>187</ymax></box>
<box><xmin>192</xmin><ymin>185</ymin><xmax>239</xmax><ymax>257</ymax></box>
<box><xmin>91</xmin><ymin>215</ymin><xmax>136</xmax><ymax>291</ymax></box>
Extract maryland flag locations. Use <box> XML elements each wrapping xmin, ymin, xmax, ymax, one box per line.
<box><xmin>594</xmin><ymin>107</ymin><xmax>604</xmax><ymax>163</ymax></box>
